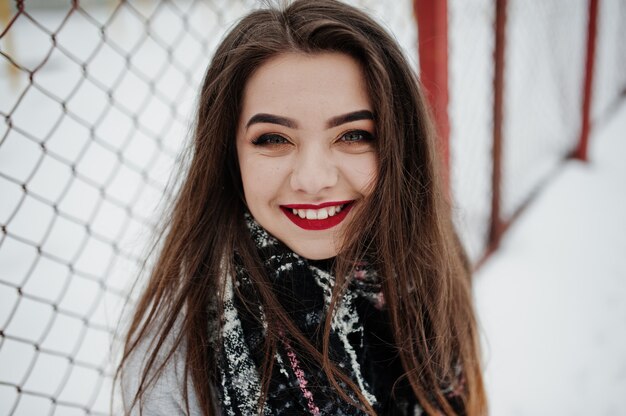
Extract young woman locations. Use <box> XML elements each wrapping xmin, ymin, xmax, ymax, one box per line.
<box><xmin>118</xmin><ymin>1</ymin><xmax>486</xmax><ymax>415</ymax></box>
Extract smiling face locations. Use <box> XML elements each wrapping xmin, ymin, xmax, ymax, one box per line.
<box><xmin>236</xmin><ymin>52</ymin><xmax>378</xmax><ymax>259</ymax></box>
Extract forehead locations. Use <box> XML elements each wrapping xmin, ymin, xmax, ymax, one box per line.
<box><xmin>239</xmin><ymin>52</ymin><xmax>372</xmax><ymax>125</ymax></box>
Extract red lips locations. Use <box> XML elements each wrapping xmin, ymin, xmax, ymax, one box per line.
<box><xmin>280</xmin><ymin>201</ymin><xmax>354</xmax><ymax>230</ymax></box>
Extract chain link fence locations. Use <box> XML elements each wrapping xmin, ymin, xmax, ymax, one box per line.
<box><xmin>449</xmin><ymin>0</ymin><xmax>626</xmax><ymax>262</ymax></box>
<box><xmin>502</xmin><ymin>0</ymin><xmax>589</xmax><ymax>219</ymax></box>
<box><xmin>593</xmin><ymin>0</ymin><xmax>626</xmax><ymax>123</ymax></box>
<box><xmin>448</xmin><ymin>0</ymin><xmax>496</xmax><ymax>262</ymax></box>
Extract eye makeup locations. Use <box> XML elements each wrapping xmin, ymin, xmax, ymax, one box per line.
<box><xmin>251</xmin><ymin>133</ymin><xmax>290</xmax><ymax>146</ymax></box>
<box><xmin>251</xmin><ymin>129</ymin><xmax>374</xmax><ymax>147</ymax></box>
<box><xmin>338</xmin><ymin>129</ymin><xmax>375</xmax><ymax>143</ymax></box>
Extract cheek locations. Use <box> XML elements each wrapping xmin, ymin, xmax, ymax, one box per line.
<box><xmin>343</xmin><ymin>153</ymin><xmax>378</xmax><ymax>195</ymax></box>
<box><xmin>239</xmin><ymin>157</ymin><xmax>288</xmax><ymax>203</ymax></box>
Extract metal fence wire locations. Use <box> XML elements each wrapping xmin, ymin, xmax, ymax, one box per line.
<box><xmin>448</xmin><ymin>0</ymin><xmax>626</xmax><ymax>262</ymax></box>
<box><xmin>0</xmin><ymin>0</ymin><xmax>625</xmax><ymax>415</ymax></box>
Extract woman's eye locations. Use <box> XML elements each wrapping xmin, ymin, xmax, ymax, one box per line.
<box><xmin>252</xmin><ymin>134</ymin><xmax>289</xmax><ymax>146</ymax></box>
<box><xmin>340</xmin><ymin>130</ymin><xmax>374</xmax><ymax>143</ymax></box>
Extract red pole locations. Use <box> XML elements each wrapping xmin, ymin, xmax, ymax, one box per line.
<box><xmin>574</xmin><ymin>0</ymin><xmax>599</xmax><ymax>161</ymax></box>
<box><xmin>414</xmin><ymin>0</ymin><xmax>450</xmax><ymax>191</ymax></box>
<box><xmin>489</xmin><ymin>0</ymin><xmax>507</xmax><ymax>251</ymax></box>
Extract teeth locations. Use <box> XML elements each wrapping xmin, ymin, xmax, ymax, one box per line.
<box><xmin>289</xmin><ymin>204</ymin><xmax>346</xmax><ymax>220</ymax></box>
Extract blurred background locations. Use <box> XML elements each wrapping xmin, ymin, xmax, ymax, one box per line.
<box><xmin>0</xmin><ymin>0</ymin><xmax>624</xmax><ymax>414</ymax></box>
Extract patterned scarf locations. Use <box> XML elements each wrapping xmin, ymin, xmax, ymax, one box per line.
<box><xmin>216</xmin><ymin>215</ymin><xmax>422</xmax><ymax>415</ymax></box>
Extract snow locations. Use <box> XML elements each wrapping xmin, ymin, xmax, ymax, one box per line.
<box><xmin>475</xmin><ymin>99</ymin><xmax>626</xmax><ymax>415</ymax></box>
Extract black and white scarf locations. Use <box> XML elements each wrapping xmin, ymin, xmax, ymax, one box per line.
<box><xmin>216</xmin><ymin>214</ymin><xmax>423</xmax><ymax>415</ymax></box>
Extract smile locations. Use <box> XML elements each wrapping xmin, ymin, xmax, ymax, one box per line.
<box><xmin>280</xmin><ymin>201</ymin><xmax>354</xmax><ymax>230</ymax></box>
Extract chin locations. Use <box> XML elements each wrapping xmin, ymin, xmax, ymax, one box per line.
<box><xmin>288</xmin><ymin>240</ymin><xmax>338</xmax><ymax>260</ymax></box>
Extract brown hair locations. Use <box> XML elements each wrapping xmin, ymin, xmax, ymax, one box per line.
<box><xmin>116</xmin><ymin>0</ymin><xmax>486</xmax><ymax>414</ymax></box>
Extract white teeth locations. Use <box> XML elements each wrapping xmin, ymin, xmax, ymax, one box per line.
<box><xmin>289</xmin><ymin>204</ymin><xmax>346</xmax><ymax>220</ymax></box>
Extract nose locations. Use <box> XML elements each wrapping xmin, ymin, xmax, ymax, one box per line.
<box><xmin>290</xmin><ymin>144</ymin><xmax>338</xmax><ymax>194</ymax></box>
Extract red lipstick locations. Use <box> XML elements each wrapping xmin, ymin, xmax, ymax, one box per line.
<box><xmin>280</xmin><ymin>201</ymin><xmax>354</xmax><ymax>230</ymax></box>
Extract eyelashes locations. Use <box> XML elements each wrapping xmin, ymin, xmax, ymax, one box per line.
<box><xmin>339</xmin><ymin>130</ymin><xmax>374</xmax><ymax>143</ymax></box>
<box><xmin>251</xmin><ymin>129</ymin><xmax>375</xmax><ymax>147</ymax></box>
<box><xmin>251</xmin><ymin>133</ymin><xmax>289</xmax><ymax>146</ymax></box>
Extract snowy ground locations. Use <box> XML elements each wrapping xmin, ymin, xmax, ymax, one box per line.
<box><xmin>475</xmin><ymin>99</ymin><xmax>626</xmax><ymax>415</ymax></box>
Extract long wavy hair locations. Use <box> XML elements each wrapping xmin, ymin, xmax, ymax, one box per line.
<box><xmin>116</xmin><ymin>0</ymin><xmax>486</xmax><ymax>414</ymax></box>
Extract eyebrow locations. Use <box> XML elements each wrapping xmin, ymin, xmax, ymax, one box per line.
<box><xmin>245</xmin><ymin>113</ymin><xmax>297</xmax><ymax>129</ymax></box>
<box><xmin>245</xmin><ymin>110</ymin><xmax>374</xmax><ymax>130</ymax></box>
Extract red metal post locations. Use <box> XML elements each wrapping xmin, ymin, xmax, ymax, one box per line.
<box><xmin>574</xmin><ymin>0</ymin><xmax>599</xmax><ymax>161</ymax></box>
<box><xmin>414</xmin><ymin>0</ymin><xmax>450</xmax><ymax>190</ymax></box>
<box><xmin>489</xmin><ymin>0</ymin><xmax>507</xmax><ymax>251</ymax></box>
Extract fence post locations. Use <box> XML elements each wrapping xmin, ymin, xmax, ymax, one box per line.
<box><xmin>574</xmin><ymin>0</ymin><xmax>599</xmax><ymax>162</ymax></box>
<box><xmin>489</xmin><ymin>0</ymin><xmax>507</xmax><ymax>251</ymax></box>
<box><xmin>414</xmin><ymin>0</ymin><xmax>450</xmax><ymax>191</ymax></box>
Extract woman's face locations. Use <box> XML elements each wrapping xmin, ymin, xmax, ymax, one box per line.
<box><xmin>236</xmin><ymin>52</ymin><xmax>378</xmax><ymax>259</ymax></box>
